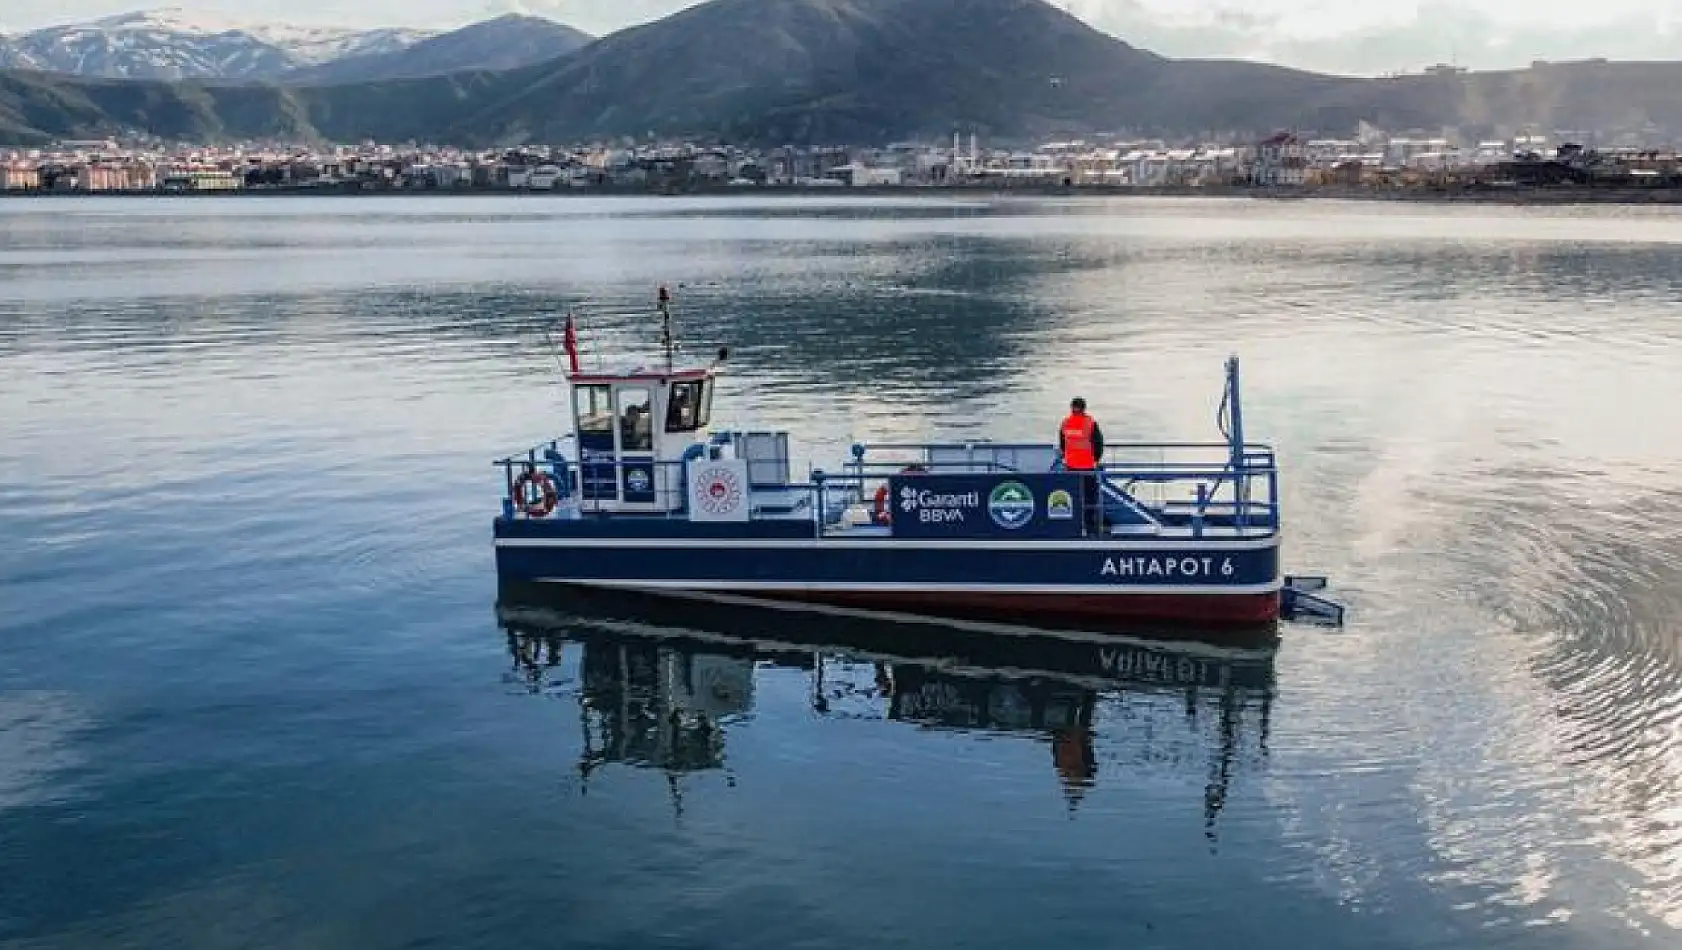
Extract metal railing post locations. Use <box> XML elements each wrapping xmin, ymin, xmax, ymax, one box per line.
<box><xmin>812</xmin><ymin>470</ymin><xmax>827</xmax><ymax>537</ymax></box>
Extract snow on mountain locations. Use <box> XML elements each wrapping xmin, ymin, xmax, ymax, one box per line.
<box><xmin>0</xmin><ymin>34</ymin><xmax>37</xmax><ymax>69</ymax></box>
<box><xmin>241</xmin><ymin>24</ymin><xmax>436</xmax><ymax>65</ymax></box>
<box><xmin>89</xmin><ymin>8</ymin><xmax>251</xmax><ymax>35</ymax></box>
<box><xmin>87</xmin><ymin>9</ymin><xmax>436</xmax><ymax>63</ymax></box>
<box><xmin>5</xmin><ymin>7</ymin><xmax>437</xmax><ymax>80</ymax></box>
<box><xmin>13</xmin><ymin>23</ymin><xmax>293</xmax><ymax>80</ymax></box>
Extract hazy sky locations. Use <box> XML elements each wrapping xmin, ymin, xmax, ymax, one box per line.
<box><xmin>6</xmin><ymin>1</ymin><xmax>1682</xmax><ymax>76</ymax></box>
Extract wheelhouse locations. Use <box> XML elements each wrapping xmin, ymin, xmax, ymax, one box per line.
<box><xmin>566</xmin><ymin>367</ymin><xmax>719</xmax><ymax>513</ymax></box>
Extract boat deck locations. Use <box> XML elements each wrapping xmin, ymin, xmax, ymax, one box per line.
<box><xmin>495</xmin><ymin>436</ymin><xmax>1282</xmax><ymax>547</ymax></box>
<box><xmin>816</xmin><ymin>522</ymin><xmax>1275</xmax><ymax>541</ymax></box>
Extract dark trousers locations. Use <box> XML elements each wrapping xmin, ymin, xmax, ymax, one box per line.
<box><xmin>1076</xmin><ymin>470</ymin><xmax>1101</xmax><ymax>535</ymax></box>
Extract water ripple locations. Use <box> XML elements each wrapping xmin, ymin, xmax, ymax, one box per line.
<box><xmin>0</xmin><ymin>693</ymin><xmax>93</xmax><ymax>812</ymax></box>
<box><xmin>7</xmin><ymin>195</ymin><xmax>1682</xmax><ymax>948</ymax></box>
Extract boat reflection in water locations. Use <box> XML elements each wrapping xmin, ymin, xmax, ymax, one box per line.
<box><xmin>498</xmin><ymin>588</ymin><xmax>1277</xmax><ymax>829</ymax></box>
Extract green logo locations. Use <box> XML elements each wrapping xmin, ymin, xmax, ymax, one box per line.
<box><xmin>1046</xmin><ymin>489</ymin><xmax>1074</xmax><ymax>520</ymax></box>
<box><xmin>988</xmin><ymin>480</ymin><xmax>1035</xmax><ymax>529</ymax></box>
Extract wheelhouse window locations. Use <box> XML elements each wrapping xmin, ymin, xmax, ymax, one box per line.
<box><xmin>574</xmin><ymin>384</ymin><xmax>613</xmax><ymax>435</ymax></box>
<box><xmin>665</xmin><ymin>379</ymin><xmax>713</xmax><ymax>432</ymax></box>
<box><xmin>619</xmin><ymin>387</ymin><xmax>653</xmax><ymax>452</ymax></box>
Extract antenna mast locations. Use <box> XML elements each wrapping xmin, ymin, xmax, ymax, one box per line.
<box><xmin>658</xmin><ymin>285</ymin><xmax>674</xmax><ymax>374</ymax></box>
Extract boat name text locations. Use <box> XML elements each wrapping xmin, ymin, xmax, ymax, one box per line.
<box><xmin>1101</xmin><ymin>556</ymin><xmax>1236</xmax><ymax>578</ymax></box>
<box><xmin>1099</xmin><ymin>648</ymin><xmax>1211</xmax><ymax>685</ymax></box>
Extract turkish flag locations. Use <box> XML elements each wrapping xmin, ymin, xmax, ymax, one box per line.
<box><xmin>562</xmin><ymin>313</ymin><xmax>580</xmax><ymax>374</ymax></box>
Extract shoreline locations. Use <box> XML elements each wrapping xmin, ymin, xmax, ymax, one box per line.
<box><xmin>5</xmin><ymin>183</ymin><xmax>1682</xmax><ymax>205</ymax></box>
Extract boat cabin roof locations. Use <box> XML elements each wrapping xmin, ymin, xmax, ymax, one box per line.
<box><xmin>567</xmin><ymin>365</ymin><xmax>714</xmax><ymax>385</ymax></box>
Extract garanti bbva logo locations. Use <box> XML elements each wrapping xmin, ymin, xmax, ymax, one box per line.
<box><xmin>987</xmin><ymin>480</ymin><xmax>1035</xmax><ymax>529</ymax></box>
<box><xmin>900</xmin><ymin>484</ymin><xmax>981</xmax><ymax>524</ymax></box>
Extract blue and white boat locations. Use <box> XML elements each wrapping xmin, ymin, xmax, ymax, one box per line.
<box><xmin>493</xmin><ymin>295</ymin><xmax>1339</xmax><ymax>632</ymax></box>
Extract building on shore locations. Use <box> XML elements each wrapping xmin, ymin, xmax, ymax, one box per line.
<box><xmin>1248</xmin><ymin>132</ymin><xmax>1310</xmax><ymax>186</ymax></box>
<box><xmin>0</xmin><ymin>163</ymin><xmax>41</xmax><ymax>190</ymax></box>
<box><xmin>825</xmin><ymin>162</ymin><xmax>903</xmax><ymax>186</ymax></box>
<box><xmin>160</xmin><ymin>168</ymin><xmax>243</xmax><ymax>191</ymax></box>
<box><xmin>4</xmin><ymin>124</ymin><xmax>1682</xmax><ymax>197</ymax></box>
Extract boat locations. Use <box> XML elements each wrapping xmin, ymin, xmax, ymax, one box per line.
<box><xmin>492</xmin><ymin>290</ymin><xmax>1342</xmax><ymax>633</ymax></box>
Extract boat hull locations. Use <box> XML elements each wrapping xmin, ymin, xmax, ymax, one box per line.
<box><xmin>494</xmin><ymin>518</ymin><xmax>1282</xmax><ymax>631</ymax></box>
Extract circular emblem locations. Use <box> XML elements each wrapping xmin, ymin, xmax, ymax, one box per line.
<box><xmin>694</xmin><ymin>465</ymin><xmax>743</xmax><ymax>515</ymax></box>
<box><xmin>988</xmin><ymin>480</ymin><xmax>1035</xmax><ymax>529</ymax></box>
<box><xmin>626</xmin><ymin>468</ymin><xmax>652</xmax><ymax>493</ymax></box>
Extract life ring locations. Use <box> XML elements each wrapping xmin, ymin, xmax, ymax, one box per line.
<box><xmin>873</xmin><ymin>464</ymin><xmax>929</xmax><ymax>525</ymax></box>
<box><xmin>513</xmin><ymin>469</ymin><xmax>558</xmax><ymax>518</ymax></box>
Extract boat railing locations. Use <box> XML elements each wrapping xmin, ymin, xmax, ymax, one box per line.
<box><xmin>851</xmin><ymin>439</ymin><xmax>1274</xmax><ymax>470</ymax></box>
<box><xmin>494</xmin><ymin>437</ymin><xmax>1278</xmax><ymax>533</ymax></box>
<box><xmin>846</xmin><ymin>440</ymin><xmax>1279</xmax><ymax>530</ymax></box>
<box><xmin>495</xmin><ymin>450</ymin><xmax>697</xmax><ymax>520</ymax></box>
<box><xmin>494</xmin><ymin>440</ymin><xmax>842</xmax><ymax>522</ymax></box>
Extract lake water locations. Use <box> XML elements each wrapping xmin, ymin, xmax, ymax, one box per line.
<box><xmin>4</xmin><ymin>194</ymin><xmax>1682</xmax><ymax>948</ymax></box>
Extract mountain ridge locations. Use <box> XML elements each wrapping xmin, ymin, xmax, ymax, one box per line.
<box><xmin>282</xmin><ymin>15</ymin><xmax>592</xmax><ymax>86</ymax></box>
<box><xmin>4</xmin><ymin>0</ymin><xmax>1682</xmax><ymax>150</ymax></box>
<box><xmin>435</xmin><ymin>0</ymin><xmax>1373</xmax><ymax>145</ymax></box>
<box><xmin>0</xmin><ymin>7</ymin><xmax>581</xmax><ymax>83</ymax></box>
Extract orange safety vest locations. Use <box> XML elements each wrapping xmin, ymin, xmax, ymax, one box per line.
<box><xmin>1060</xmin><ymin>413</ymin><xmax>1097</xmax><ymax>469</ymax></box>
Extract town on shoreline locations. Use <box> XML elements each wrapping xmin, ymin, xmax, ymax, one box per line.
<box><xmin>6</xmin><ymin>130</ymin><xmax>1682</xmax><ymax>203</ymax></box>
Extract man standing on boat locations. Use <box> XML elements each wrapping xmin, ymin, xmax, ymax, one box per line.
<box><xmin>1059</xmin><ymin>398</ymin><xmax>1105</xmax><ymax>534</ymax></box>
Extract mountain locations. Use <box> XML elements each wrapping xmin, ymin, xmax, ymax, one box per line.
<box><xmin>284</xmin><ymin>15</ymin><xmax>592</xmax><ymax>86</ymax></box>
<box><xmin>440</xmin><ymin>0</ymin><xmax>1351</xmax><ymax>145</ymax></box>
<box><xmin>0</xmin><ymin>9</ymin><xmax>437</xmax><ymax>81</ymax></box>
<box><xmin>4</xmin><ymin>0</ymin><xmax>1682</xmax><ymax>149</ymax></box>
<box><xmin>431</xmin><ymin>0</ymin><xmax>1682</xmax><ymax>146</ymax></box>
<box><xmin>0</xmin><ymin>69</ymin><xmax>316</xmax><ymax>145</ymax></box>
<box><xmin>0</xmin><ymin>38</ymin><xmax>35</xmax><ymax>71</ymax></box>
<box><xmin>2</xmin><ymin>10</ymin><xmax>296</xmax><ymax>80</ymax></box>
<box><xmin>0</xmin><ymin>8</ymin><xmax>588</xmax><ymax>85</ymax></box>
<box><xmin>246</xmin><ymin>23</ymin><xmax>428</xmax><ymax>65</ymax></box>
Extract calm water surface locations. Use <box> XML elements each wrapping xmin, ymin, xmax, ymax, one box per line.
<box><xmin>4</xmin><ymin>195</ymin><xmax>1682</xmax><ymax>948</ymax></box>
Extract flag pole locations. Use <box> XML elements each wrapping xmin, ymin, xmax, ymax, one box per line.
<box><xmin>658</xmin><ymin>285</ymin><xmax>673</xmax><ymax>374</ymax></box>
